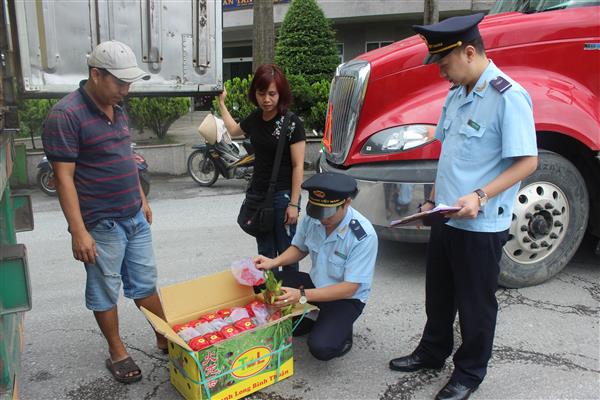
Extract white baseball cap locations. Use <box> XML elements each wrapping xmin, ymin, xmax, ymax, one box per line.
<box><xmin>87</xmin><ymin>40</ymin><xmax>150</xmax><ymax>83</ymax></box>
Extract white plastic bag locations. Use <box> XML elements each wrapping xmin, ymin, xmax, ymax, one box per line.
<box><xmin>230</xmin><ymin>258</ymin><xmax>265</xmax><ymax>286</ymax></box>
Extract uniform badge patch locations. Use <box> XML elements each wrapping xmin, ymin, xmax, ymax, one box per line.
<box><xmin>349</xmin><ymin>219</ymin><xmax>367</xmax><ymax>241</ymax></box>
<box><xmin>490</xmin><ymin>76</ymin><xmax>512</xmax><ymax>93</ymax></box>
<box><xmin>334</xmin><ymin>250</ymin><xmax>348</xmax><ymax>260</ymax></box>
<box><xmin>467</xmin><ymin>119</ymin><xmax>481</xmax><ymax>131</ymax></box>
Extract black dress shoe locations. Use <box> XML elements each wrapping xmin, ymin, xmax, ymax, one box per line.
<box><xmin>389</xmin><ymin>353</ymin><xmax>444</xmax><ymax>372</ymax></box>
<box><xmin>435</xmin><ymin>381</ymin><xmax>478</xmax><ymax>400</ymax></box>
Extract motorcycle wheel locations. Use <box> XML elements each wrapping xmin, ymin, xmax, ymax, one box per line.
<box><xmin>187</xmin><ymin>150</ymin><xmax>219</xmax><ymax>187</ymax></box>
<box><xmin>37</xmin><ymin>169</ymin><xmax>57</xmax><ymax>196</ymax></box>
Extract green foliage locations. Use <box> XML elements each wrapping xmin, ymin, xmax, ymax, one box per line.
<box><xmin>18</xmin><ymin>99</ymin><xmax>58</xmax><ymax>138</ymax></box>
<box><xmin>287</xmin><ymin>74</ymin><xmax>313</xmax><ymax>116</ymax></box>
<box><xmin>128</xmin><ymin>97</ymin><xmax>190</xmax><ymax>139</ymax></box>
<box><xmin>262</xmin><ymin>270</ymin><xmax>293</xmax><ymax>316</ymax></box>
<box><xmin>275</xmin><ymin>0</ymin><xmax>339</xmax><ymax>84</ymax></box>
<box><xmin>211</xmin><ymin>76</ymin><xmax>255</xmax><ymax>122</ymax></box>
<box><xmin>306</xmin><ymin>79</ymin><xmax>331</xmax><ymax>133</ymax></box>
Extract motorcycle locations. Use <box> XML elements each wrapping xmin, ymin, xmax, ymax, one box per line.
<box><xmin>187</xmin><ymin>114</ymin><xmax>254</xmax><ymax>187</ymax></box>
<box><xmin>36</xmin><ymin>144</ymin><xmax>151</xmax><ymax>197</ymax></box>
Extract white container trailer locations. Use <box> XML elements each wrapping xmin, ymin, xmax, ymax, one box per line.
<box><xmin>9</xmin><ymin>0</ymin><xmax>222</xmax><ymax>95</ymax></box>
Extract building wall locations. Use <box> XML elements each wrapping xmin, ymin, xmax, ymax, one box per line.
<box><xmin>221</xmin><ymin>0</ymin><xmax>494</xmax><ymax>78</ymax></box>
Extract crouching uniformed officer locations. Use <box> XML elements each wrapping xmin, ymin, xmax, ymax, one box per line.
<box><xmin>388</xmin><ymin>13</ymin><xmax>538</xmax><ymax>400</ymax></box>
<box><xmin>255</xmin><ymin>172</ymin><xmax>378</xmax><ymax>361</ymax></box>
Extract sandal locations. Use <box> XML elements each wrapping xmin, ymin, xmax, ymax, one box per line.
<box><xmin>105</xmin><ymin>356</ymin><xmax>143</xmax><ymax>384</ymax></box>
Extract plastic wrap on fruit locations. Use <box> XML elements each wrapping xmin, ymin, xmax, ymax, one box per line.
<box><xmin>189</xmin><ymin>336</ymin><xmax>211</xmax><ymax>351</ymax></box>
<box><xmin>248</xmin><ymin>301</ymin><xmax>269</xmax><ymax>325</ymax></box>
<box><xmin>234</xmin><ymin>317</ymin><xmax>256</xmax><ymax>331</ymax></box>
<box><xmin>231</xmin><ymin>258</ymin><xmax>266</xmax><ymax>286</ymax></box>
<box><xmin>261</xmin><ymin>270</ymin><xmax>293</xmax><ymax>316</ymax></box>
<box><xmin>217</xmin><ymin>308</ymin><xmax>232</xmax><ymax>319</ymax></box>
<box><xmin>220</xmin><ymin>325</ymin><xmax>241</xmax><ymax>339</ymax></box>
<box><xmin>210</xmin><ymin>318</ymin><xmax>229</xmax><ymax>331</ymax></box>
<box><xmin>229</xmin><ymin>306</ymin><xmax>250</xmax><ymax>323</ymax></box>
<box><xmin>244</xmin><ymin>300</ymin><xmax>262</xmax><ymax>317</ymax></box>
<box><xmin>177</xmin><ymin>326</ymin><xmax>202</xmax><ymax>342</ymax></box>
<box><xmin>193</xmin><ymin>321</ymin><xmax>214</xmax><ymax>336</ymax></box>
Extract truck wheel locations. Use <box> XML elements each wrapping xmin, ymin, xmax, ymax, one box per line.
<box><xmin>499</xmin><ymin>151</ymin><xmax>589</xmax><ymax>288</ymax></box>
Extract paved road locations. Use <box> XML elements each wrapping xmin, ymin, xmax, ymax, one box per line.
<box><xmin>16</xmin><ymin>176</ymin><xmax>600</xmax><ymax>400</ymax></box>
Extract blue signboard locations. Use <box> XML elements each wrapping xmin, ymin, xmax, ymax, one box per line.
<box><xmin>223</xmin><ymin>0</ymin><xmax>290</xmax><ymax>11</ymax></box>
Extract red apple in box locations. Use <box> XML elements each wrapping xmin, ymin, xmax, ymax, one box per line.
<box><xmin>234</xmin><ymin>318</ymin><xmax>256</xmax><ymax>332</ymax></box>
<box><xmin>189</xmin><ymin>336</ymin><xmax>210</xmax><ymax>351</ymax></box>
<box><xmin>220</xmin><ymin>325</ymin><xmax>241</xmax><ymax>339</ymax></box>
<box><xmin>245</xmin><ymin>300</ymin><xmax>264</xmax><ymax>317</ymax></box>
<box><xmin>172</xmin><ymin>323</ymin><xmax>188</xmax><ymax>333</ymax></box>
<box><xmin>217</xmin><ymin>309</ymin><xmax>232</xmax><ymax>319</ymax></box>
<box><xmin>202</xmin><ymin>313</ymin><xmax>219</xmax><ymax>323</ymax></box>
<box><xmin>203</xmin><ymin>332</ymin><xmax>224</xmax><ymax>345</ymax></box>
<box><xmin>173</xmin><ymin>320</ymin><xmax>201</xmax><ymax>333</ymax></box>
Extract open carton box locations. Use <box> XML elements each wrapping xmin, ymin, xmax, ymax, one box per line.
<box><xmin>142</xmin><ymin>271</ymin><xmax>316</xmax><ymax>400</ymax></box>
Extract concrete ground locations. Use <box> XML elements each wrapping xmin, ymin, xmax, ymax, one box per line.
<box><xmin>15</xmin><ymin>176</ymin><xmax>600</xmax><ymax>400</ymax></box>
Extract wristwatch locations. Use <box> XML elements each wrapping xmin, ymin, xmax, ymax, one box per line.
<box><xmin>298</xmin><ymin>286</ymin><xmax>307</xmax><ymax>305</ymax></box>
<box><xmin>474</xmin><ymin>189</ymin><xmax>488</xmax><ymax>207</ymax></box>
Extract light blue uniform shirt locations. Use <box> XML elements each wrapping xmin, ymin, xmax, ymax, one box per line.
<box><xmin>434</xmin><ymin>60</ymin><xmax>538</xmax><ymax>232</ymax></box>
<box><xmin>292</xmin><ymin>207</ymin><xmax>378</xmax><ymax>303</ymax></box>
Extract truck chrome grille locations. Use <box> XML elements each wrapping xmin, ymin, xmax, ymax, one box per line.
<box><xmin>325</xmin><ymin>60</ymin><xmax>370</xmax><ymax>165</ymax></box>
<box><xmin>330</xmin><ymin>76</ymin><xmax>357</xmax><ymax>155</ymax></box>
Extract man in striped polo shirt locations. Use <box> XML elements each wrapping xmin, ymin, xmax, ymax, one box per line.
<box><xmin>42</xmin><ymin>41</ymin><xmax>166</xmax><ymax>384</ymax></box>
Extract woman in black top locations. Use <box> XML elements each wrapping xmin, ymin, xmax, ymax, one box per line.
<box><xmin>218</xmin><ymin>64</ymin><xmax>306</xmax><ymax>271</ymax></box>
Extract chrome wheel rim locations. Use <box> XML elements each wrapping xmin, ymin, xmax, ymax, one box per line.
<box><xmin>504</xmin><ymin>181</ymin><xmax>569</xmax><ymax>264</ymax></box>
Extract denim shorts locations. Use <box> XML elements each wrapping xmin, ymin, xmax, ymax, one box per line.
<box><xmin>84</xmin><ymin>208</ymin><xmax>157</xmax><ymax>311</ymax></box>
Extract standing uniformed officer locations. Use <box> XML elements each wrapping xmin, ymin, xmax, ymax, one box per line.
<box><xmin>255</xmin><ymin>172</ymin><xmax>378</xmax><ymax>361</ymax></box>
<box><xmin>388</xmin><ymin>14</ymin><xmax>538</xmax><ymax>400</ymax></box>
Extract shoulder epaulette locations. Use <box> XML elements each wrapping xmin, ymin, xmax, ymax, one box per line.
<box><xmin>490</xmin><ymin>76</ymin><xmax>512</xmax><ymax>94</ymax></box>
<box><xmin>349</xmin><ymin>219</ymin><xmax>367</xmax><ymax>241</ymax></box>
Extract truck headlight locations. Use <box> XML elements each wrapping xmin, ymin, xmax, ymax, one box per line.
<box><xmin>361</xmin><ymin>124</ymin><xmax>436</xmax><ymax>154</ymax></box>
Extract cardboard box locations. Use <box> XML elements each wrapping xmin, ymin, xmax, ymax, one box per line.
<box><xmin>142</xmin><ymin>271</ymin><xmax>315</xmax><ymax>400</ymax></box>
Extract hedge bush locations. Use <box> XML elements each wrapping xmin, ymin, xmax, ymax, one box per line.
<box><xmin>211</xmin><ymin>76</ymin><xmax>255</xmax><ymax>122</ymax></box>
<box><xmin>18</xmin><ymin>99</ymin><xmax>58</xmax><ymax>138</ymax></box>
<box><xmin>275</xmin><ymin>0</ymin><xmax>339</xmax><ymax>84</ymax></box>
<box><xmin>128</xmin><ymin>97</ymin><xmax>190</xmax><ymax>139</ymax></box>
<box><xmin>306</xmin><ymin>79</ymin><xmax>330</xmax><ymax>133</ymax></box>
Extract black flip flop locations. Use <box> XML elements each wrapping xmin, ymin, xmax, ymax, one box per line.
<box><xmin>105</xmin><ymin>356</ymin><xmax>143</xmax><ymax>384</ymax></box>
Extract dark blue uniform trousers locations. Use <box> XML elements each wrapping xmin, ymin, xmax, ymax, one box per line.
<box><xmin>415</xmin><ymin>222</ymin><xmax>508</xmax><ymax>387</ymax></box>
<box><xmin>275</xmin><ymin>270</ymin><xmax>364</xmax><ymax>361</ymax></box>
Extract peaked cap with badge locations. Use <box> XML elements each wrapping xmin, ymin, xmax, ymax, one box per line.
<box><xmin>412</xmin><ymin>13</ymin><xmax>485</xmax><ymax>64</ymax></box>
<box><xmin>302</xmin><ymin>172</ymin><xmax>358</xmax><ymax>219</ymax></box>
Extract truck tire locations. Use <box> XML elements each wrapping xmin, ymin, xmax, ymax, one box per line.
<box><xmin>499</xmin><ymin>151</ymin><xmax>589</xmax><ymax>288</ymax></box>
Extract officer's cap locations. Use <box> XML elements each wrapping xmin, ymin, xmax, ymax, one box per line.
<box><xmin>412</xmin><ymin>13</ymin><xmax>484</xmax><ymax>65</ymax></box>
<box><xmin>302</xmin><ymin>172</ymin><xmax>358</xmax><ymax>219</ymax></box>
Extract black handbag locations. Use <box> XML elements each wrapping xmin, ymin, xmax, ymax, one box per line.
<box><xmin>237</xmin><ymin>112</ymin><xmax>292</xmax><ymax>237</ymax></box>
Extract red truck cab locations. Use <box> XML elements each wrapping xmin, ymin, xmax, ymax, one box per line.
<box><xmin>319</xmin><ymin>1</ymin><xmax>600</xmax><ymax>287</ymax></box>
